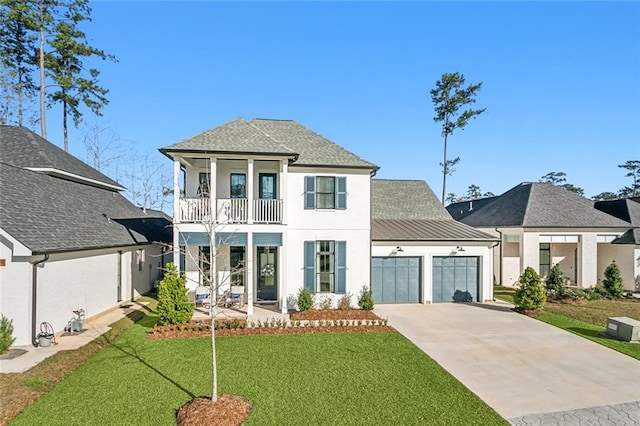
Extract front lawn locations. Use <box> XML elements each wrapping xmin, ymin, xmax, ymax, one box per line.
<box><xmin>12</xmin><ymin>314</ymin><xmax>506</xmax><ymax>425</ymax></box>
<box><xmin>494</xmin><ymin>286</ymin><xmax>640</xmax><ymax>360</ymax></box>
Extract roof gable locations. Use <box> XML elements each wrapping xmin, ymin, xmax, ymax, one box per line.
<box><xmin>461</xmin><ymin>182</ymin><xmax>632</xmax><ymax>228</ymax></box>
<box><xmin>594</xmin><ymin>198</ymin><xmax>640</xmax><ymax>225</ymax></box>
<box><xmin>0</xmin><ymin>125</ymin><xmax>123</xmax><ymax>190</ymax></box>
<box><xmin>372</xmin><ymin>179</ymin><xmax>450</xmax><ymax>220</ymax></box>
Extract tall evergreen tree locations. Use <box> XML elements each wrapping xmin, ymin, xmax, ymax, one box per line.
<box><xmin>430</xmin><ymin>72</ymin><xmax>485</xmax><ymax>204</ymax></box>
<box><xmin>0</xmin><ymin>0</ymin><xmax>38</xmax><ymax>126</ymax></box>
<box><xmin>46</xmin><ymin>0</ymin><xmax>115</xmax><ymax>151</ymax></box>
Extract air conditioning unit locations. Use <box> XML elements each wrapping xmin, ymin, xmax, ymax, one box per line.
<box><xmin>605</xmin><ymin>317</ymin><xmax>640</xmax><ymax>342</ymax></box>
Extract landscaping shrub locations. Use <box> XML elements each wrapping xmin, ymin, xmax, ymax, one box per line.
<box><xmin>318</xmin><ymin>296</ymin><xmax>333</xmax><ymax>310</ymax></box>
<box><xmin>0</xmin><ymin>314</ymin><xmax>16</xmax><ymax>354</ymax></box>
<box><xmin>358</xmin><ymin>286</ymin><xmax>374</xmax><ymax>311</ymax></box>
<box><xmin>514</xmin><ymin>267</ymin><xmax>546</xmax><ymax>311</ymax></box>
<box><xmin>585</xmin><ymin>288</ymin><xmax>603</xmax><ymax>301</ymax></box>
<box><xmin>544</xmin><ymin>263</ymin><xmax>567</xmax><ymax>298</ymax></box>
<box><xmin>602</xmin><ymin>260</ymin><xmax>624</xmax><ymax>298</ymax></box>
<box><xmin>157</xmin><ymin>263</ymin><xmax>194</xmax><ymax>325</ymax></box>
<box><xmin>337</xmin><ymin>293</ymin><xmax>352</xmax><ymax>310</ymax></box>
<box><xmin>564</xmin><ymin>288</ymin><xmax>587</xmax><ymax>300</ymax></box>
<box><xmin>297</xmin><ymin>287</ymin><xmax>314</xmax><ymax>312</ymax></box>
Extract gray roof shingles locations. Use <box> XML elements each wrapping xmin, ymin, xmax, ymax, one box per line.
<box><xmin>160</xmin><ymin>118</ymin><xmax>378</xmax><ymax>170</ymax></box>
<box><xmin>371</xmin><ymin>179</ymin><xmax>497</xmax><ymax>242</ymax></box>
<box><xmin>0</xmin><ymin>126</ymin><xmax>171</xmax><ymax>253</ymax></box>
<box><xmin>460</xmin><ymin>182</ymin><xmax>632</xmax><ymax>228</ymax></box>
<box><xmin>0</xmin><ymin>163</ymin><xmax>171</xmax><ymax>253</ymax></box>
<box><xmin>0</xmin><ymin>125</ymin><xmax>122</xmax><ymax>189</ymax></box>
<box><xmin>595</xmin><ymin>198</ymin><xmax>640</xmax><ymax>244</ymax></box>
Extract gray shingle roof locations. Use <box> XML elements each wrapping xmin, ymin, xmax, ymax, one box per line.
<box><xmin>159</xmin><ymin>118</ymin><xmax>378</xmax><ymax>170</ymax></box>
<box><xmin>0</xmin><ymin>125</ymin><xmax>123</xmax><ymax>190</ymax></box>
<box><xmin>371</xmin><ymin>179</ymin><xmax>497</xmax><ymax>241</ymax></box>
<box><xmin>595</xmin><ymin>198</ymin><xmax>640</xmax><ymax>244</ymax></box>
<box><xmin>372</xmin><ymin>219</ymin><xmax>498</xmax><ymax>241</ymax></box>
<box><xmin>446</xmin><ymin>196</ymin><xmax>499</xmax><ymax>221</ymax></box>
<box><xmin>248</xmin><ymin>119</ymin><xmax>378</xmax><ymax>169</ymax></box>
<box><xmin>0</xmin><ymin>163</ymin><xmax>171</xmax><ymax>253</ymax></box>
<box><xmin>372</xmin><ymin>179</ymin><xmax>451</xmax><ymax>220</ymax></box>
<box><xmin>460</xmin><ymin>182</ymin><xmax>632</xmax><ymax>228</ymax></box>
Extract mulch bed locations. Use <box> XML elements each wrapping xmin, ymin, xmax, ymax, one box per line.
<box><xmin>290</xmin><ymin>309</ymin><xmax>379</xmax><ymax>321</ymax></box>
<box><xmin>149</xmin><ymin>324</ymin><xmax>394</xmax><ymax>339</ymax></box>
<box><xmin>176</xmin><ymin>395</ymin><xmax>251</xmax><ymax>426</ymax></box>
<box><xmin>511</xmin><ymin>307</ymin><xmax>544</xmax><ymax>317</ymax></box>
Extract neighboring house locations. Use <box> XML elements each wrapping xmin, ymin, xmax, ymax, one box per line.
<box><xmin>594</xmin><ymin>197</ymin><xmax>640</xmax><ymax>290</ymax></box>
<box><xmin>447</xmin><ymin>182</ymin><xmax>636</xmax><ymax>290</ymax></box>
<box><xmin>371</xmin><ymin>180</ymin><xmax>498</xmax><ymax>303</ymax></box>
<box><xmin>0</xmin><ymin>126</ymin><xmax>171</xmax><ymax>347</ymax></box>
<box><xmin>160</xmin><ymin>118</ymin><xmax>378</xmax><ymax>314</ymax></box>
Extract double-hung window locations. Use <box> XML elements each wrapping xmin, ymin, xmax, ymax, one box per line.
<box><xmin>304</xmin><ymin>240</ymin><xmax>346</xmax><ymax>294</ymax></box>
<box><xmin>304</xmin><ymin>176</ymin><xmax>347</xmax><ymax>210</ymax></box>
<box><xmin>539</xmin><ymin>243</ymin><xmax>550</xmax><ymax>277</ymax></box>
<box><xmin>230</xmin><ymin>173</ymin><xmax>247</xmax><ymax>198</ymax></box>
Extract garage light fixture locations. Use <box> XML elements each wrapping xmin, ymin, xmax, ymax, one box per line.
<box><xmin>456</xmin><ymin>246</ymin><xmax>465</xmax><ymax>252</ymax></box>
<box><xmin>396</xmin><ymin>246</ymin><xmax>404</xmax><ymax>252</ymax></box>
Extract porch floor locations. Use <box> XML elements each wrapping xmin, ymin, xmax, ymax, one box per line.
<box><xmin>193</xmin><ymin>304</ymin><xmax>289</xmax><ymax>322</ymax></box>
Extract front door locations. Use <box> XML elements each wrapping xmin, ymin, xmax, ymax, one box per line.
<box><xmin>257</xmin><ymin>246</ymin><xmax>277</xmax><ymax>301</ymax></box>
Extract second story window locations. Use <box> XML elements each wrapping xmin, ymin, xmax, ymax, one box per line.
<box><xmin>304</xmin><ymin>176</ymin><xmax>347</xmax><ymax>210</ymax></box>
<box><xmin>230</xmin><ymin>173</ymin><xmax>246</xmax><ymax>198</ymax></box>
<box><xmin>316</xmin><ymin>176</ymin><xmax>335</xmax><ymax>209</ymax></box>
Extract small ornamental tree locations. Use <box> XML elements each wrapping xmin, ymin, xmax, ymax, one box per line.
<box><xmin>157</xmin><ymin>262</ymin><xmax>193</xmax><ymax>325</ymax></box>
<box><xmin>545</xmin><ymin>263</ymin><xmax>567</xmax><ymax>299</ymax></box>
<box><xmin>358</xmin><ymin>285</ymin><xmax>374</xmax><ymax>311</ymax></box>
<box><xmin>602</xmin><ymin>260</ymin><xmax>624</xmax><ymax>299</ymax></box>
<box><xmin>514</xmin><ymin>267</ymin><xmax>546</xmax><ymax>311</ymax></box>
<box><xmin>296</xmin><ymin>287</ymin><xmax>313</xmax><ymax>312</ymax></box>
<box><xmin>0</xmin><ymin>314</ymin><xmax>16</xmax><ymax>354</ymax></box>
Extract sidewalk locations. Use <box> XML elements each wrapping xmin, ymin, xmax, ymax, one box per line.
<box><xmin>1</xmin><ymin>302</ymin><xmax>288</xmax><ymax>374</ymax></box>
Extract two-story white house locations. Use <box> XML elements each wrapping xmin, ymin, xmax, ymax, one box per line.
<box><xmin>160</xmin><ymin>118</ymin><xmax>378</xmax><ymax>314</ymax></box>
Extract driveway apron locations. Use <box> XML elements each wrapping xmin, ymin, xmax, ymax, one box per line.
<box><xmin>374</xmin><ymin>303</ymin><xmax>640</xmax><ymax>421</ymax></box>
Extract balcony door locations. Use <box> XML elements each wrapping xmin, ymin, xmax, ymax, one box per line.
<box><xmin>259</xmin><ymin>173</ymin><xmax>277</xmax><ymax>199</ymax></box>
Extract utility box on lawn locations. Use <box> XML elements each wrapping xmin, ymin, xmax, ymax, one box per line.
<box><xmin>605</xmin><ymin>317</ymin><xmax>640</xmax><ymax>342</ymax></box>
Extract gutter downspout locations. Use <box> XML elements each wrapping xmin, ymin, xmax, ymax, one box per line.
<box><xmin>494</xmin><ymin>229</ymin><xmax>503</xmax><ymax>287</ymax></box>
<box><xmin>31</xmin><ymin>254</ymin><xmax>49</xmax><ymax>347</ymax></box>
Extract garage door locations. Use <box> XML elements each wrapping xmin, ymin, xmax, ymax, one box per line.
<box><xmin>371</xmin><ymin>257</ymin><xmax>421</xmax><ymax>303</ymax></box>
<box><xmin>432</xmin><ymin>256</ymin><xmax>479</xmax><ymax>303</ymax></box>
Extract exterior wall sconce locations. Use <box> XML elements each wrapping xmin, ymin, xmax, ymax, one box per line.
<box><xmin>456</xmin><ymin>246</ymin><xmax>465</xmax><ymax>252</ymax></box>
<box><xmin>396</xmin><ymin>246</ymin><xmax>404</xmax><ymax>252</ymax></box>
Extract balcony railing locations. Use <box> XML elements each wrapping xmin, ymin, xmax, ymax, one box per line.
<box><xmin>253</xmin><ymin>199</ymin><xmax>283</xmax><ymax>223</ymax></box>
<box><xmin>179</xmin><ymin>198</ymin><xmax>211</xmax><ymax>222</ymax></box>
<box><xmin>178</xmin><ymin>198</ymin><xmax>283</xmax><ymax>224</ymax></box>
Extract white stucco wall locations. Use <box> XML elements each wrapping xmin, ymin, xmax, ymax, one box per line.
<box><xmin>371</xmin><ymin>243</ymin><xmax>494</xmax><ymax>303</ymax></box>
<box><xmin>0</xmin><ymin>243</ymin><xmax>161</xmax><ymax>347</ymax></box>
<box><xmin>597</xmin><ymin>244</ymin><xmax>636</xmax><ymax>291</ymax></box>
<box><xmin>552</xmin><ymin>243</ymin><xmax>577</xmax><ymax>283</ymax></box>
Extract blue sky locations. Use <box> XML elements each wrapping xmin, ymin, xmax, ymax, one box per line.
<box><xmin>46</xmin><ymin>1</ymin><xmax>639</xmax><ymax>200</ymax></box>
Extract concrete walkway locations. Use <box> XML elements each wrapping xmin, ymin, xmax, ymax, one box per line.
<box><xmin>1</xmin><ymin>302</ymin><xmax>286</xmax><ymax>374</ymax></box>
<box><xmin>374</xmin><ymin>303</ymin><xmax>640</xmax><ymax>423</ymax></box>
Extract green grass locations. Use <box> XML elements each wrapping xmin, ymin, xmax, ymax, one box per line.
<box><xmin>537</xmin><ymin>311</ymin><xmax>640</xmax><ymax>360</ymax></box>
<box><xmin>12</xmin><ymin>315</ymin><xmax>506</xmax><ymax>425</ymax></box>
<box><xmin>494</xmin><ymin>286</ymin><xmax>640</xmax><ymax>360</ymax></box>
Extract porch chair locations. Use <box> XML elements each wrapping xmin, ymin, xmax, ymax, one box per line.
<box><xmin>225</xmin><ymin>285</ymin><xmax>245</xmax><ymax>308</ymax></box>
<box><xmin>194</xmin><ymin>286</ymin><xmax>211</xmax><ymax>309</ymax></box>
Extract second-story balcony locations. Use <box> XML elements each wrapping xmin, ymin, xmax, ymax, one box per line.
<box><xmin>178</xmin><ymin>198</ymin><xmax>283</xmax><ymax>225</ymax></box>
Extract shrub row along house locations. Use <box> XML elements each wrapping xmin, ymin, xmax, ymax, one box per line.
<box><xmin>160</xmin><ymin>118</ymin><xmax>498</xmax><ymax>315</ymax></box>
<box><xmin>0</xmin><ymin>126</ymin><xmax>171</xmax><ymax>346</ymax></box>
<box><xmin>447</xmin><ymin>183</ymin><xmax>640</xmax><ymax>291</ymax></box>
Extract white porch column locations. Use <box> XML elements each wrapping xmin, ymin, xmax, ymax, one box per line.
<box><xmin>246</xmin><ymin>233</ymin><xmax>254</xmax><ymax>315</ymax></box>
<box><xmin>247</xmin><ymin>159</ymin><xmax>254</xmax><ymax>224</ymax></box>
<box><xmin>280</xmin><ymin>234</ymin><xmax>287</xmax><ymax>314</ymax></box>
<box><xmin>521</xmin><ymin>233</ymin><xmax>539</xmax><ymax>276</ymax></box>
<box><xmin>280</xmin><ymin>160</ymin><xmax>288</xmax><ymax>224</ymax></box>
<box><xmin>577</xmin><ymin>234</ymin><xmax>597</xmax><ymax>287</ymax></box>
<box><xmin>173</xmin><ymin>158</ymin><xmax>181</xmax><ymax>270</ymax></box>
<box><xmin>209</xmin><ymin>158</ymin><xmax>217</xmax><ymax>222</ymax></box>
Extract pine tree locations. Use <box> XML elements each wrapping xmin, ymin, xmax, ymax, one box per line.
<box><xmin>602</xmin><ymin>260</ymin><xmax>624</xmax><ymax>299</ymax></box>
<box><xmin>544</xmin><ymin>263</ymin><xmax>567</xmax><ymax>299</ymax></box>
<box><xmin>157</xmin><ymin>263</ymin><xmax>193</xmax><ymax>325</ymax></box>
<box><xmin>514</xmin><ymin>267</ymin><xmax>546</xmax><ymax>311</ymax></box>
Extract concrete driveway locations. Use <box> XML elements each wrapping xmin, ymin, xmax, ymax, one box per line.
<box><xmin>374</xmin><ymin>303</ymin><xmax>640</xmax><ymax>422</ymax></box>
